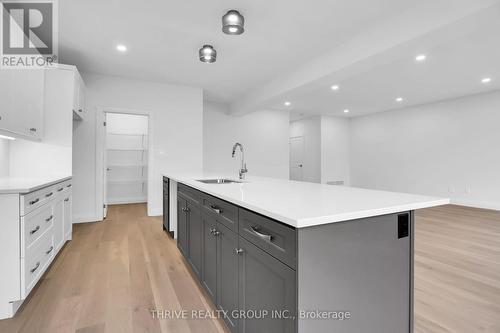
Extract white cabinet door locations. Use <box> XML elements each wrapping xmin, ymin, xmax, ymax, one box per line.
<box><xmin>63</xmin><ymin>194</ymin><xmax>72</xmax><ymax>240</ymax></box>
<box><xmin>53</xmin><ymin>196</ymin><xmax>64</xmax><ymax>251</ymax></box>
<box><xmin>0</xmin><ymin>69</ymin><xmax>44</xmax><ymax>140</ymax></box>
<box><xmin>73</xmin><ymin>72</ymin><xmax>86</xmax><ymax>120</ymax></box>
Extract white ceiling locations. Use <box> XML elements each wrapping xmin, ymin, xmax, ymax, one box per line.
<box><xmin>286</xmin><ymin>14</ymin><xmax>500</xmax><ymax>119</ymax></box>
<box><xmin>59</xmin><ymin>0</ymin><xmax>417</xmax><ymax>102</ymax></box>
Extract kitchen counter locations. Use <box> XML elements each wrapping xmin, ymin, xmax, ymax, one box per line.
<box><xmin>0</xmin><ymin>175</ymin><xmax>72</xmax><ymax>194</ymax></box>
<box><xmin>164</xmin><ymin>172</ymin><xmax>449</xmax><ymax>228</ymax></box>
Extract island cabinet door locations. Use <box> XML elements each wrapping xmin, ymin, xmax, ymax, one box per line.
<box><xmin>237</xmin><ymin>236</ymin><xmax>296</xmax><ymax>333</ymax></box>
<box><xmin>187</xmin><ymin>201</ymin><xmax>203</xmax><ymax>279</ymax></box>
<box><xmin>217</xmin><ymin>223</ymin><xmax>239</xmax><ymax>333</ymax></box>
<box><xmin>177</xmin><ymin>197</ymin><xmax>188</xmax><ymax>257</ymax></box>
<box><xmin>201</xmin><ymin>213</ymin><xmax>217</xmax><ymax>302</ymax></box>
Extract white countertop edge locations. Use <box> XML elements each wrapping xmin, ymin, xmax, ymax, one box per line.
<box><xmin>0</xmin><ymin>176</ymin><xmax>72</xmax><ymax>194</ymax></box>
<box><xmin>165</xmin><ymin>174</ymin><xmax>450</xmax><ymax>229</ymax></box>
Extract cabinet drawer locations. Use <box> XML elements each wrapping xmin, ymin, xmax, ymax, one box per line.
<box><xmin>203</xmin><ymin>194</ymin><xmax>238</xmax><ymax>232</ymax></box>
<box><xmin>20</xmin><ymin>185</ymin><xmax>56</xmax><ymax>216</ymax></box>
<box><xmin>53</xmin><ymin>180</ymin><xmax>72</xmax><ymax>195</ymax></box>
<box><xmin>178</xmin><ymin>183</ymin><xmax>203</xmax><ymax>205</ymax></box>
<box><xmin>21</xmin><ymin>229</ymin><xmax>54</xmax><ymax>298</ymax></box>
<box><xmin>21</xmin><ymin>204</ymin><xmax>54</xmax><ymax>257</ymax></box>
<box><xmin>239</xmin><ymin>209</ymin><xmax>297</xmax><ymax>269</ymax></box>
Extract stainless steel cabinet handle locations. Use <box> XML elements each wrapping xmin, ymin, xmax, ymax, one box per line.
<box><xmin>46</xmin><ymin>246</ymin><xmax>54</xmax><ymax>255</ymax></box>
<box><xmin>213</xmin><ymin>230</ymin><xmax>220</xmax><ymax>236</ymax></box>
<box><xmin>45</xmin><ymin>215</ymin><xmax>53</xmax><ymax>222</ymax></box>
<box><xmin>30</xmin><ymin>225</ymin><xmax>40</xmax><ymax>235</ymax></box>
<box><xmin>66</xmin><ymin>184</ymin><xmax>72</xmax><ymax>188</ymax></box>
<box><xmin>57</xmin><ymin>187</ymin><xmax>64</xmax><ymax>192</ymax></box>
<box><xmin>30</xmin><ymin>262</ymin><xmax>40</xmax><ymax>273</ymax></box>
<box><xmin>29</xmin><ymin>128</ymin><xmax>37</xmax><ymax>132</ymax></box>
<box><xmin>45</xmin><ymin>192</ymin><xmax>53</xmax><ymax>197</ymax></box>
<box><xmin>210</xmin><ymin>205</ymin><xmax>222</xmax><ymax>214</ymax></box>
<box><xmin>78</xmin><ymin>109</ymin><xmax>82</xmax><ymax>113</ymax></box>
<box><xmin>64</xmin><ymin>198</ymin><xmax>70</xmax><ymax>202</ymax></box>
<box><xmin>235</xmin><ymin>248</ymin><xmax>244</xmax><ymax>255</ymax></box>
<box><xmin>29</xmin><ymin>198</ymin><xmax>40</xmax><ymax>205</ymax></box>
<box><xmin>250</xmin><ymin>226</ymin><xmax>273</xmax><ymax>242</ymax></box>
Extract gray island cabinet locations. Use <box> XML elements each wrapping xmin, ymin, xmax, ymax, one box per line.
<box><xmin>173</xmin><ymin>181</ymin><xmax>420</xmax><ymax>333</ymax></box>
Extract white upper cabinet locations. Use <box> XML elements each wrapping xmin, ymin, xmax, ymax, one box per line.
<box><xmin>0</xmin><ymin>69</ymin><xmax>45</xmax><ymax>140</ymax></box>
<box><xmin>73</xmin><ymin>71</ymin><xmax>86</xmax><ymax>120</ymax></box>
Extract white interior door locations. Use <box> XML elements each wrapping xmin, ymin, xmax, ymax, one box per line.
<box><xmin>103</xmin><ymin>113</ymin><xmax>108</xmax><ymax>218</ymax></box>
<box><xmin>290</xmin><ymin>136</ymin><xmax>304</xmax><ymax>181</ymax></box>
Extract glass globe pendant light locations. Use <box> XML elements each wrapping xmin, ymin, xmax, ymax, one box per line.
<box><xmin>222</xmin><ymin>10</ymin><xmax>245</xmax><ymax>35</ymax></box>
<box><xmin>199</xmin><ymin>45</ymin><xmax>217</xmax><ymax>63</ymax></box>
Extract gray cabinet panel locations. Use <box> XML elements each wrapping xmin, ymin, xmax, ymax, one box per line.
<box><xmin>177</xmin><ymin>197</ymin><xmax>188</xmax><ymax>257</ymax></box>
<box><xmin>217</xmin><ymin>223</ymin><xmax>239</xmax><ymax>333</ymax></box>
<box><xmin>238</xmin><ymin>237</ymin><xmax>296</xmax><ymax>333</ymax></box>
<box><xmin>203</xmin><ymin>194</ymin><xmax>239</xmax><ymax>232</ymax></box>
<box><xmin>187</xmin><ymin>202</ymin><xmax>203</xmax><ymax>279</ymax></box>
<box><xmin>297</xmin><ymin>213</ymin><xmax>412</xmax><ymax>333</ymax></box>
<box><xmin>202</xmin><ymin>214</ymin><xmax>217</xmax><ymax>302</ymax></box>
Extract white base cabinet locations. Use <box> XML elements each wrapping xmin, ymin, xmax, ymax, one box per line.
<box><xmin>0</xmin><ymin>179</ymin><xmax>72</xmax><ymax>320</ymax></box>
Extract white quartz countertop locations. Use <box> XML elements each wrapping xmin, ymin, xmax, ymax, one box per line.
<box><xmin>164</xmin><ymin>172</ymin><xmax>449</xmax><ymax>228</ymax></box>
<box><xmin>0</xmin><ymin>175</ymin><xmax>72</xmax><ymax>194</ymax></box>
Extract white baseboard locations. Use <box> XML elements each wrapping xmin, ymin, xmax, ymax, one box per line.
<box><xmin>451</xmin><ymin>199</ymin><xmax>500</xmax><ymax>211</ymax></box>
<box><xmin>73</xmin><ymin>215</ymin><xmax>102</xmax><ymax>224</ymax></box>
<box><xmin>108</xmin><ymin>198</ymin><xmax>147</xmax><ymax>205</ymax></box>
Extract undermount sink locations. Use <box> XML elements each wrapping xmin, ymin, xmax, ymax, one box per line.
<box><xmin>197</xmin><ymin>178</ymin><xmax>243</xmax><ymax>184</ymax></box>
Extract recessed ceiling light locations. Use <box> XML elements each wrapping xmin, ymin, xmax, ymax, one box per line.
<box><xmin>199</xmin><ymin>45</ymin><xmax>217</xmax><ymax>63</ymax></box>
<box><xmin>116</xmin><ymin>44</ymin><xmax>127</xmax><ymax>52</ymax></box>
<box><xmin>396</xmin><ymin>97</ymin><xmax>404</xmax><ymax>102</ymax></box>
<box><xmin>343</xmin><ymin>109</ymin><xmax>349</xmax><ymax>113</ymax></box>
<box><xmin>331</xmin><ymin>85</ymin><xmax>339</xmax><ymax>91</ymax></box>
<box><xmin>284</xmin><ymin>101</ymin><xmax>291</xmax><ymax>106</ymax></box>
<box><xmin>415</xmin><ymin>54</ymin><xmax>427</xmax><ymax>62</ymax></box>
<box><xmin>0</xmin><ymin>134</ymin><xmax>15</xmax><ymax>140</ymax></box>
<box><xmin>481</xmin><ymin>77</ymin><xmax>492</xmax><ymax>84</ymax></box>
<box><xmin>222</xmin><ymin>10</ymin><xmax>245</xmax><ymax>35</ymax></box>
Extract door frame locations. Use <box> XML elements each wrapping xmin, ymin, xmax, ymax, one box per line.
<box><xmin>95</xmin><ymin>107</ymin><xmax>154</xmax><ymax>220</ymax></box>
<box><xmin>289</xmin><ymin>135</ymin><xmax>305</xmax><ymax>181</ymax></box>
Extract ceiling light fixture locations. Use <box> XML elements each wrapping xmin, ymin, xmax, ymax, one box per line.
<box><xmin>199</xmin><ymin>45</ymin><xmax>217</xmax><ymax>63</ymax></box>
<box><xmin>331</xmin><ymin>85</ymin><xmax>339</xmax><ymax>91</ymax></box>
<box><xmin>415</xmin><ymin>54</ymin><xmax>427</xmax><ymax>62</ymax></box>
<box><xmin>396</xmin><ymin>97</ymin><xmax>404</xmax><ymax>102</ymax></box>
<box><xmin>0</xmin><ymin>134</ymin><xmax>15</xmax><ymax>140</ymax></box>
<box><xmin>481</xmin><ymin>77</ymin><xmax>492</xmax><ymax>84</ymax></box>
<box><xmin>222</xmin><ymin>10</ymin><xmax>245</xmax><ymax>35</ymax></box>
<box><xmin>284</xmin><ymin>101</ymin><xmax>291</xmax><ymax>106</ymax></box>
<box><xmin>343</xmin><ymin>109</ymin><xmax>349</xmax><ymax>113</ymax></box>
<box><xmin>116</xmin><ymin>44</ymin><xmax>127</xmax><ymax>52</ymax></box>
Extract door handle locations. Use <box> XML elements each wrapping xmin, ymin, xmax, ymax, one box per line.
<box><xmin>45</xmin><ymin>192</ymin><xmax>53</xmax><ymax>197</ymax></box>
<box><xmin>29</xmin><ymin>198</ymin><xmax>40</xmax><ymax>205</ymax></box>
<box><xmin>46</xmin><ymin>246</ymin><xmax>54</xmax><ymax>255</ymax></box>
<box><xmin>45</xmin><ymin>215</ymin><xmax>53</xmax><ymax>222</ymax></box>
<box><xmin>210</xmin><ymin>205</ymin><xmax>222</xmax><ymax>214</ymax></box>
<box><xmin>30</xmin><ymin>262</ymin><xmax>40</xmax><ymax>273</ymax></box>
<box><xmin>250</xmin><ymin>226</ymin><xmax>272</xmax><ymax>242</ymax></box>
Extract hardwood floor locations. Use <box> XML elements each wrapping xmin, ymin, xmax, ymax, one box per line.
<box><xmin>0</xmin><ymin>203</ymin><xmax>498</xmax><ymax>332</ymax></box>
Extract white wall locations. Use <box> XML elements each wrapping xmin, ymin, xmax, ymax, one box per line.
<box><xmin>321</xmin><ymin>116</ymin><xmax>351</xmax><ymax>185</ymax></box>
<box><xmin>203</xmin><ymin>102</ymin><xmax>289</xmax><ymax>179</ymax></box>
<box><xmin>350</xmin><ymin>91</ymin><xmax>500</xmax><ymax>210</ymax></box>
<box><xmin>73</xmin><ymin>73</ymin><xmax>203</xmax><ymax>222</ymax></box>
<box><xmin>0</xmin><ymin>139</ymin><xmax>9</xmax><ymax>177</ymax></box>
<box><xmin>289</xmin><ymin>116</ymin><xmax>321</xmax><ymax>183</ymax></box>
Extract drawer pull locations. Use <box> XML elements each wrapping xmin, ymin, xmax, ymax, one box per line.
<box><xmin>29</xmin><ymin>198</ymin><xmax>40</xmax><ymax>205</ymax></box>
<box><xmin>57</xmin><ymin>187</ymin><xmax>64</xmax><ymax>192</ymax></box>
<box><xmin>64</xmin><ymin>198</ymin><xmax>70</xmax><ymax>202</ymax></box>
<box><xmin>66</xmin><ymin>184</ymin><xmax>72</xmax><ymax>188</ymax></box>
<box><xmin>45</xmin><ymin>215</ymin><xmax>53</xmax><ymax>222</ymax></box>
<box><xmin>46</xmin><ymin>246</ymin><xmax>54</xmax><ymax>255</ymax></box>
<box><xmin>45</xmin><ymin>192</ymin><xmax>53</xmax><ymax>197</ymax></box>
<box><xmin>210</xmin><ymin>205</ymin><xmax>223</xmax><ymax>214</ymax></box>
<box><xmin>30</xmin><ymin>225</ymin><xmax>40</xmax><ymax>235</ymax></box>
<box><xmin>250</xmin><ymin>226</ymin><xmax>273</xmax><ymax>242</ymax></box>
<box><xmin>30</xmin><ymin>262</ymin><xmax>40</xmax><ymax>273</ymax></box>
<box><xmin>235</xmin><ymin>248</ymin><xmax>244</xmax><ymax>255</ymax></box>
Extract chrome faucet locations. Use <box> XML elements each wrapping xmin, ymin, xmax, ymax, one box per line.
<box><xmin>232</xmin><ymin>142</ymin><xmax>248</xmax><ymax>180</ymax></box>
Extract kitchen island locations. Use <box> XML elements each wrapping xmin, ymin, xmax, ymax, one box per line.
<box><xmin>163</xmin><ymin>173</ymin><xmax>448</xmax><ymax>333</ymax></box>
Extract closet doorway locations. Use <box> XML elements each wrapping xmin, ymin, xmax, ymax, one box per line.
<box><xmin>103</xmin><ymin>112</ymin><xmax>149</xmax><ymax>218</ymax></box>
